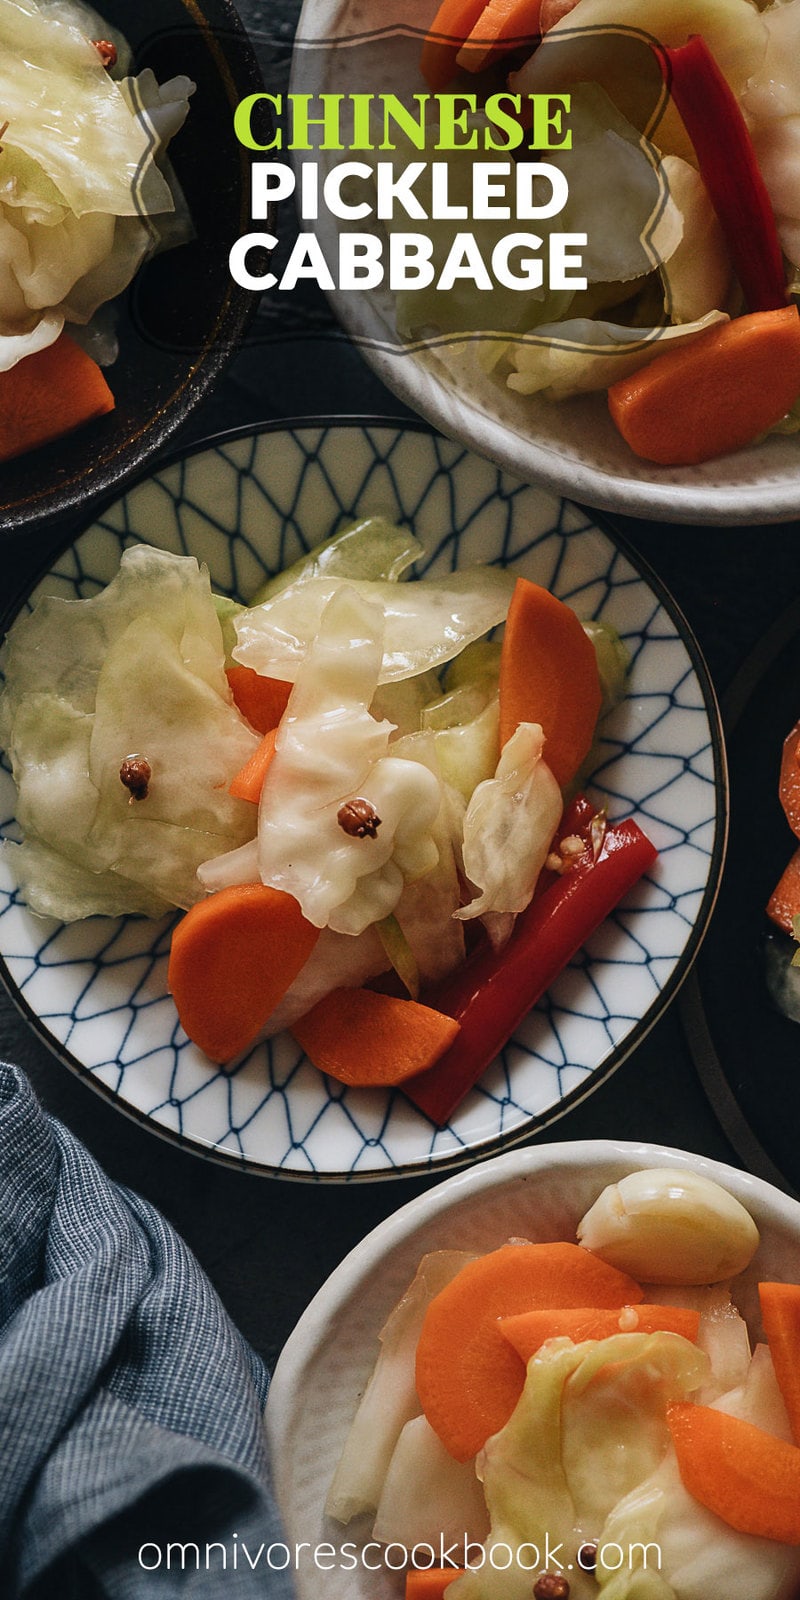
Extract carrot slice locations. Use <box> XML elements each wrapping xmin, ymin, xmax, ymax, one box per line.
<box><xmin>229</xmin><ymin>727</ymin><xmax>278</xmax><ymax>803</ymax></box>
<box><xmin>668</xmin><ymin>1401</ymin><xmax>800</xmax><ymax>1543</ymax></box>
<box><xmin>226</xmin><ymin>666</ymin><xmax>292</xmax><ymax>735</ymax></box>
<box><xmin>779</xmin><ymin>719</ymin><xmax>800</xmax><ymax>839</ymax></box>
<box><xmin>415</xmin><ymin>1242</ymin><xmax>643</xmax><ymax>1462</ymax></box>
<box><xmin>498</xmin><ymin>577</ymin><xmax>602</xmax><ymax>787</ymax></box>
<box><xmin>758</xmin><ymin>1283</ymin><xmax>800</xmax><ymax>1445</ymax></box>
<box><xmin>0</xmin><ymin>331</ymin><xmax>114</xmax><ymax>461</ymax></box>
<box><xmin>608</xmin><ymin>307</ymin><xmax>800</xmax><ymax>467</ymax></box>
<box><xmin>420</xmin><ymin>0</ymin><xmax>487</xmax><ymax>89</ymax></box>
<box><xmin>766</xmin><ymin>848</ymin><xmax>800</xmax><ymax>935</ymax></box>
<box><xmin>499</xmin><ymin>1302</ymin><xmax>701</xmax><ymax>1361</ymax></box>
<box><xmin>168</xmin><ymin>884</ymin><xmax>319</xmax><ymax>1062</ymax></box>
<box><xmin>406</xmin><ymin>1573</ymin><xmax>465</xmax><ymax>1599</ymax></box>
<box><xmin>291</xmin><ymin>988</ymin><xmax>460</xmax><ymax>1087</ymax></box>
<box><xmin>457</xmin><ymin>0</ymin><xmax>542</xmax><ymax>73</ymax></box>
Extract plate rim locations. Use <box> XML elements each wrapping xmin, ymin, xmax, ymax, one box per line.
<box><xmin>0</xmin><ymin>414</ymin><xmax>729</xmax><ymax>1182</ymax></box>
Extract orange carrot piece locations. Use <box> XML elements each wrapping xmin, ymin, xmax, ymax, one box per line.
<box><xmin>168</xmin><ymin>884</ymin><xmax>319</xmax><ymax>1063</ymax></box>
<box><xmin>779</xmin><ymin>719</ymin><xmax>800</xmax><ymax>839</ymax></box>
<box><xmin>457</xmin><ymin>0</ymin><xmax>542</xmax><ymax>72</ymax></box>
<box><xmin>668</xmin><ymin>1401</ymin><xmax>800</xmax><ymax>1544</ymax></box>
<box><xmin>226</xmin><ymin>666</ymin><xmax>292</xmax><ymax>735</ymax></box>
<box><xmin>406</xmin><ymin>1573</ymin><xmax>465</xmax><ymax>1599</ymax></box>
<box><xmin>291</xmin><ymin>988</ymin><xmax>460</xmax><ymax>1087</ymax></box>
<box><xmin>608</xmin><ymin>307</ymin><xmax>800</xmax><ymax>467</ymax></box>
<box><xmin>420</xmin><ymin>0</ymin><xmax>487</xmax><ymax>89</ymax></box>
<box><xmin>498</xmin><ymin>1302</ymin><xmax>701</xmax><ymax>1361</ymax></box>
<box><xmin>759</xmin><ymin>1283</ymin><xmax>800</xmax><ymax>1445</ymax></box>
<box><xmin>415</xmin><ymin>1242</ymin><xmax>643</xmax><ymax>1462</ymax></box>
<box><xmin>0</xmin><ymin>331</ymin><xmax>114</xmax><ymax>461</ymax></box>
<box><xmin>229</xmin><ymin>727</ymin><xmax>278</xmax><ymax>803</ymax></box>
<box><xmin>498</xmin><ymin>577</ymin><xmax>602</xmax><ymax>787</ymax></box>
<box><xmin>767</xmin><ymin>848</ymin><xmax>800</xmax><ymax>935</ymax></box>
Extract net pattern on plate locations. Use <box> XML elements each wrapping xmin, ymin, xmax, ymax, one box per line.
<box><xmin>0</xmin><ymin>424</ymin><xmax>721</xmax><ymax>1177</ymax></box>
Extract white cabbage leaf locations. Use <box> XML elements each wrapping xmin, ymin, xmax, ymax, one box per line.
<box><xmin>255</xmin><ymin>587</ymin><xmax>442</xmax><ymax>935</ymax></box>
<box><xmin>326</xmin><ymin>1250</ymin><xmax>478</xmax><ymax>1525</ymax></box>
<box><xmin>743</xmin><ymin>0</ymin><xmax>800</xmax><ymax>266</ymax></box>
<box><xmin>373</xmin><ymin>1415</ymin><xmax>490</xmax><ymax>1550</ymax></box>
<box><xmin>0</xmin><ymin>4</ymin><xmax>193</xmax><ymax>368</ymax></box>
<box><xmin>0</xmin><ymin>546</ymin><xmax>259</xmax><ymax>918</ymax></box>
<box><xmin>232</xmin><ymin>567</ymin><xmax>515</xmax><ymax>685</ymax></box>
<box><xmin>595</xmin><ymin>1337</ymin><xmax>800</xmax><ymax>1600</ymax></box>
<box><xmin>372</xmin><ymin>670</ymin><xmax>444</xmax><ymax>740</ymax></box>
<box><xmin>526</xmin><ymin>84</ymin><xmax>682</xmax><ymax>289</ymax></box>
<box><xmin>1</xmin><ymin>0</ymin><xmax>172</xmax><ymax>218</ymax></box>
<box><xmin>451</xmin><ymin>1332</ymin><xmax>708</xmax><ymax>1600</ymax></box>
<box><xmin>391</xmin><ymin>731</ymin><xmax>467</xmax><ymax>984</ymax></box>
<box><xmin>515</xmin><ymin>0</ymin><xmax>765</xmax><ymax>107</ymax></box>
<box><xmin>643</xmin><ymin>1283</ymin><xmax>750</xmax><ymax>1401</ymax></box>
<box><xmin>264</xmin><ymin>926</ymin><xmax>390</xmax><ymax>1037</ymax></box>
<box><xmin>251</xmin><ymin>515</ymin><xmax>425</xmax><ymax>605</ymax></box>
<box><xmin>506</xmin><ymin>310</ymin><xmax>728</xmax><ymax>399</ymax></box>
<box><xmin>597</xmin><ymin>1452</ymin><xmax>800</xmax><ymax>1600</ymax></box>
<box><xmin>422</xmin><ymin>697</ymin><xmax>500</xmax><ymax>804</ymax></box>
<box><xmin>457</xmin><ymin>722</ymin><xmax>562</xmax><ymax>946</ymax></box>
<box><xmin>659</xmin><ymin>157</ymin><xmax>735</xmax><ymax>325</ymax></box>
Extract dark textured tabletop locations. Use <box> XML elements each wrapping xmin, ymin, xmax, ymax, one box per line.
<box><xmin>2</xmin><ymin>0</ymin><xmax>800</xmax><ymax>1370</ymax></box>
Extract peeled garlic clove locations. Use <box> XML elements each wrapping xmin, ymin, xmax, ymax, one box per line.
<box><xmin>577</xmin><ymin>1168</ymin><xmax>760</xmax><ymax>1285</ymax></box>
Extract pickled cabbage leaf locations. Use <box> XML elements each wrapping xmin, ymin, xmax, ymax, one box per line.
<box><xmin>597</xmin><ymin>1452</ymin><xmax>800</xmax><ymax>1600</ymax></box>
<box><xmin>263</xmin><ymin>926</ymin><xmax>389</xmax><ymax>1037</ymax></box>
<box><xmin>659</xmin><ymin>157</ymin><xmax>734</xmax><ymax>325</ymax></box>
<box><xmin>250</xmin><ymin>515</ymin><xmax>424</xmax><ymax>605</ymax></box>
<box><xmin>326</xmin><ymin>1251</ymin><xmax>477</xmax><ymax>1525</ymax></box>
<box><xmin>743</xmin><ymin>0</ymin><xmax>800</xmax><ymax>266</ymax></box>
<box><xmin>457</xmin><ymin>723</ymin><xmax>562</xmax><ymax>945</ymax></box>
<box><xmin>0</xmin><ymin>546</ymin><xmax>259</xmax><ymax>919</ymax></box>
<box><xmin>506</xmin><ymin>310</ymin><xmax>727</xmax><ymax>399</ymax></box>
<box><xmin>391</xmin><ymin>731</ymin><xmax>466</xmax><ymax>983</ymax></box>
<box><xmin>516</xmin><ymin>0</ymin><xmax>765</xmax><ymax>108</ymax></box>
<box><xmin>232</xmin><ymin>566</ymin><xmax>515</xmax><ymax>684</ymax></box>
<box><xmin>451</xmin><ymin>1333</ymin><xmax>708</xmax><ymax>1600</ymax></box>
<box><xmin>0</xmin><ymin>4</ymin><xmax>193</xmax><ymax>369</ymax></box>
<box><xmin>255</xmin><ymin>587</ymin><xmax>442</xmax><ymax>935</ymax></box>
<box><xmin>421</xmin><ymin>697</ymin><xmax>500</xmax><ymax>804</ymax></box>
<box><xmin>1</xmin><ymin>0</ymin><xmax>173</xmax><ymax>218</ymax></box>
<box><xmin>595</xmin><ymin>1339</ymin><xmax>800</xmax><ymax>1600</ymax></box>
<box><xmin>525</xmin><ymin>84</ymin><xmax>682</xmax><ymax>291</ymax></box>
<box><xmin>373</xmin><ymin>1415</ymin><xmax>489</xmax><ymax>1550</ymax></box>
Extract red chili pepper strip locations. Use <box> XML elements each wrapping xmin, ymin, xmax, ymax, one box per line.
<box><xmin>656</xmin><ymin>35</ymin><xmax>786</xmax><ymax>314</ymax></box>
<box><xmin>404</xmin><ymin>815</ymin><xmax>658</xmax><ymax>1126</ymax></box>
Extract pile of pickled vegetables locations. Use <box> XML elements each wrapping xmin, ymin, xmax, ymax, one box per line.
<box><xmin>410</xmin><ymin>0</ymin><xmax>800</xmax><ymax>464</ymax></box>
<box><xmin>0</xmin><ymin>520</ymin><xmax>656</xmax><ymax>1120</ymax></box>
<box><xmin>326</xmin><ymin>1166</ymin><xmax>800</xmax><ymax>1600</ymax></box>
<box><xmin>0</xmin><ymin>0</ymin><xmax>193</xmax><ymax>457</ymax></box>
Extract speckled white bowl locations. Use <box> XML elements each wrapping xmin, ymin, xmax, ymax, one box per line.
<box><xmin>265</xmin><ymin>1139</ymin><xmax>800</xmax><ymax>1600</ymax></box>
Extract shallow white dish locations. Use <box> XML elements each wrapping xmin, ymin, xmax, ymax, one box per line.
<box><xmin>265</xmin><ymin>1138</ymin><xmax>800</xmax><ymax>1600</ymax></box>
<box><xmin>294</xmin><ymin>0</ymin><xmax>800</xmax><ymax>526</ymax></box>
<box><xmin>0</xmin><ymin>420</ymin><xmax>725</xmax><ymax>1179</ymax></box>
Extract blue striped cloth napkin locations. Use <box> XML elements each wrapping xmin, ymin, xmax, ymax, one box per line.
<box><xmin>0</xmin><ymin>1063</ymin><xmax>295</xmax><ymax>1599</ymax></box>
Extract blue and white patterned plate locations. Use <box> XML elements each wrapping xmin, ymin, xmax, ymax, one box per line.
<box><xmin>0</xmin><ymin>421</ymin><xmax>725</xmax><ymax>1180</ymax></box>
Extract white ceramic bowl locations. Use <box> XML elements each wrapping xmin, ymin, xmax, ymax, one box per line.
<box><xmin>265</xmin><ymin>1139</ymin><xmax>800</xmax><ymax>1600</ymax></box>
<box><xmin>294</xmin><ymin>0</ymin><xmax>800</xmax><ymax>526</ymax></box>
